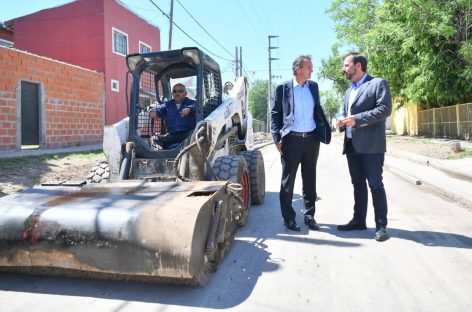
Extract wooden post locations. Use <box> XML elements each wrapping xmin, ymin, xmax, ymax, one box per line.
<box><xmin>456</xmin><ymin>104</ymin><xmax>461</xmax><ymax>139</ymax></box>
<box><xmin>432</xmin><ymin>108</ymin><xmax>436</xmax><ymax>138</ymax></box>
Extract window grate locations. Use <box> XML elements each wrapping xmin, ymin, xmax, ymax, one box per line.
<box><xmin>113</xmin><ymin>28</ymin><xmax>128</xmax><ymax>55</ymax></box>
<box><xmin>136</xmin><ymin>71</ymin><xmax>164</xmax><ymax>138</ymax></box>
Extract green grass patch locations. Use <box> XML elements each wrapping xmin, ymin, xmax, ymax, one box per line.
<box><xmin>0</xmin><ymin>150</ymin><xmax>104</xmax><ymax>171</ymax></box>
<box><xmin>447</xmin><ymin>148</ymin><xmax>472</xmax><ymax>160</ymax></box>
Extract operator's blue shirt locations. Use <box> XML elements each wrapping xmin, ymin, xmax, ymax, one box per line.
<box><xmin>151</xmin><ymin>97</ymin><xmax>196</xmax><ymax>133</ymax></box>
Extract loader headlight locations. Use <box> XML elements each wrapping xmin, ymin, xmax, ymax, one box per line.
<box><xmin>182</xmin><ymin>48</ymin><xmax>200</xmax><ymax>64</ymax></box>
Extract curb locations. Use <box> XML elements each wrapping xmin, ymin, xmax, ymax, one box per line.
<box><xmin>334</xmin><ymin>135</ymin><xmax>472</xmax><ymax>182</ymax></box>
<box><xmin>384</xmin><ymin>164</ymin><xmax>421</xmax><ymax>185</ymax></box>
<box><xmin>333</xmin><ymin>135</ymin><xmax>472</xmax><ymax>209</ymax></box>
<box><xmin>0</xmin><ymin>144</ymin><xmax>103</xmax><ymax>159</ymax></box>
<box><xmin>418</xmin><ymin>178</ymin><xmax>472</xmax><ymax>211</ymax></box>
<box><xmin>386</xmin><ymin>149</ymin><xmax>472</xmax><ymax>182</ymax></box>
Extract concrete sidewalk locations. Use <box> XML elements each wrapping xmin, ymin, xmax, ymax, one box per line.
<box><xmin>387</xmin><ymin>148</ymin><xmax>472</xmax><ymax>181</ymax></box>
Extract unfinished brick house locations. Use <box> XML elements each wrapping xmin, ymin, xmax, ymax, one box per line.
<box><xmin>6</xmin><ymin>0</ymin><xmax>161</xmax><ymax>125</ymax></box>
<box><xmin>0</xmin><ymin>46</ymin><xmax>105</xmax><ymax>153</ymax></box>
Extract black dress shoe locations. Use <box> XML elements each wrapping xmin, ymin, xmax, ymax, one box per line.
<box><xmin>375</xmin><ymin>228</ymin><xmax>389</xmax><ymax>242</ymax></box>
<box><xmin>304</xmin><ymin>215</ymin><xmax>320</xmax><ymax>231</ymax></box>
<box><xmin>337</xmin><ymin>219</ymin><xmax>367</xmax><ymax>231</ymax></box>
<box><xmin>284</xmin><ymin>220</ymin><xmax>301</xmax><ymax>231</ymax></box>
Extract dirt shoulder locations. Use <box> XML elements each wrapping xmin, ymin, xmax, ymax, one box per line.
<box><xmin>386</xmin><ymin>135</ymin><xmax>472</xmax><ymax>160</ymax></box>
<box><xmin>0</xmin><ymin>152</ymin><xmax>105</xmax><ymax>197</ymax></box>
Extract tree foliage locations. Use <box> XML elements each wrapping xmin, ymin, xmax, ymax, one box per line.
<box><xmin>319</xmin><ymin>46</ymin><xmax>350</xmax><ymax>96</ymax></box>
<box><xmin>320</xmin><ymin>0</ymin><xmax>472</xmax><ymax>109</ymax></box>
<box><xmin>248</xmin><ymin>80</ymin><xmax>270</xmax><ymax>121</ymax></box>
<box><xmin>320</xmin><ymin>90</ymin><xmax>343</xmax><ymax>126</ymax></box>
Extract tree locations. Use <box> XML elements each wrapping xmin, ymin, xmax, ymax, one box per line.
<box><xmin>248</xmin><ymin>80</ymin><xmax>270</xmax><ymax>121</ymax></box>
<box><xmin>318</xmin><ymin>46</ymin><xmax>350</xmax><ymax>97</ymax></box>
<box><xmin>321</xmin><ymin>0</ymin><xmax>472</xmax><ymax>108</ymax></box>
<box><xmin>320</xmin><ymin>90</ymin><xmax>343</xmax><ymax>127</ymax></box>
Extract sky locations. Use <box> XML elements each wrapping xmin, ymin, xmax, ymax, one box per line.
<box><xmin>0</xmin><ymin>0</ymin><xmax>338</xmax><ymax>90</ymax></box>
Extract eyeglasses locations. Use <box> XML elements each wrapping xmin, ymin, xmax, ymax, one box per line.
<box><xmin>172</xmin><ymin>89</ymin><xmax>185</xmax><ymax>93</ymax></box>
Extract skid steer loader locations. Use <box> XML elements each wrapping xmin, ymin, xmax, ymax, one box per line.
<box><xmin>0</xmin><ymin>47</ymin><xmax>265</xmax><ymax>285</ymax></box>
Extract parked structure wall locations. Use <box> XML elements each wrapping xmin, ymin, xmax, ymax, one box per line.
<box><xmin>390</xmin><ymin>101</ymin><xmax>418</xmax><ymax>136</ymax></box>
<box><xmin>102</xmin><ymin>0</ymin><xmax>160</xmax><ymax>125</ymax></box>
<box><xmin>0</xmin><ymin>46</ymin><xmax>105</xmax><ymax>152</ymax></box>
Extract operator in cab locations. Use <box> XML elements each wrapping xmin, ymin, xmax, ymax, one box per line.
<box><xmin>149</xmin><ymin>83</ymin><xmax>196</xmax><ymax>149</ymax></box>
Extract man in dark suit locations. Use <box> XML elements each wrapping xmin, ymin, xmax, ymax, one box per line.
<box><xmin>336</xmin><ymin>52</ymin><xmax>392</xmax><ymax>242</ymax></box>
<box><xmin>271</xmin><ymin>55</ymin><xmax>331</xmax><ymax>231</ymax></box>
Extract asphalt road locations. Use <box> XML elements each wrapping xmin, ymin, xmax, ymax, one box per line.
<box><xmin>1</xmin><ymin>142</ymin><xmax>471</xmax><ymax>312</ymax></box>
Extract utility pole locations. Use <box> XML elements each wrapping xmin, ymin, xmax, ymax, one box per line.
<box><xmin>235</xmin><ymin>47</ymin><xmax>239</xmax><ymax>77</ymax></box>
<box><xmin>168</xmin><ymin>0</ymin><xmax>174</xmax><ymax>50</ymax></box>
<box><xmin>267</xmin><ymin>35</ymin><xmax>279</xmax><ymax>132</ymax></box>
<box><xmin>239</xmin><ymin>46</ymin><xmax>242</xmax><ymax>77</ymax></box>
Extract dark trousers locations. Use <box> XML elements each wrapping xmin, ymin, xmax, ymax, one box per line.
<box><xmin>279</xmin><ymin>133</ymin><xmax>320</xmax><ymax>222</ymax></box>
<box><xmin>345</xmin><ymin>140</ymin><xmax>388</xmax><ymax>229</ymax></box>
<box><xmin>154</xmin><ymin>131</ymin><xmax>192</xmax><ymax>149</ymax></box>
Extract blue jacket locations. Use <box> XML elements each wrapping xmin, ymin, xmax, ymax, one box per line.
<box><xmin>271</xmin><ymin>80</ymin><xmax>331</xmax><ymax>144</ymax></box>
<box><xmin>341</xmin><ymin>75</ymin><xmax>392</xmax><ymax>154</ymax></box>
<box><xmin>152</xmin><ymin>97</ymin><xmax>196</xmax><ymax>133</ymax></box>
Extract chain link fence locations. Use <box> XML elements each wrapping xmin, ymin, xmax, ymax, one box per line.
<box><xmin>418</xmin><ymin>103</ymin><xmax>472</xmax><ymax>140</ymax></box>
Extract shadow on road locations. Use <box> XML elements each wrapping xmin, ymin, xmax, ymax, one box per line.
<box><xmin>323</xmin><ymin>224</ymin><xmax>472</xmax><ymax>249</ymax></box>
<box><xmin>388</xmin><ymin>228</ymin><xmax>472</xmax><ymax>248</ymax></box>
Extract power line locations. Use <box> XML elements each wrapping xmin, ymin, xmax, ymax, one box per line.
<box><xmin>241</xmin><ymin>65</ymin><xmax>256</xmax><ymax>86</ymax></box>
<box><xmin>147</xmin><ymin>0</ymin><xmax>233</xmax><ymax>62</ymax></box>
<box><xmin>255</xmin><ymin>0</ymin><xmax>274</xmax><ymax>34</ymax></box>
<box><xmin>175</xmin><ymin>0</ymin><xmax>234</xmax><ymax>58</ymax></box>
<box><xmin>248</xmin><ymin>0</ymin><xmax>270</xmax><ymax>35</ymax></box>
<box><xmin>235</xmin><ymin>0</ymin><xmax>264</xmax><ymax>43</ymax></box>
<box><xmin>220</xmin><ymin>61</ymin><xmax>234</xmax><ymax>74</ymax></box>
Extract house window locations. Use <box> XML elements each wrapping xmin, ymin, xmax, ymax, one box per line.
<box><xmin>139</xmin><ymin>41</ymin><xmax>151</xmax><ymax>54</ymax></box>
<box><xmin>111</xmin><ymin>79</ymin><xmax>119</xmax><ymax>92</ymax></box>
<box><xmin>112</xmin><ymin>27</ymin><xmax>128</xmax><ymax>56</ymax></box>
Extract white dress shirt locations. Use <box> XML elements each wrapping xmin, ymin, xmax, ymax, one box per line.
<box><xmin>292</xmin><ymin>78</ymin><xmax>316</xmax><ymax>132</ymax></box>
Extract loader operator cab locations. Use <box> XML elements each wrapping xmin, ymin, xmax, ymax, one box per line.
<box><xmin>126</xmin><ymin>48</ymin><xmax>222</xmax><ymax>159</ymax></box>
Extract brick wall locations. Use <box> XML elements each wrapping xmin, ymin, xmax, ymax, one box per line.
<box><xmin>0</xmin><ymin>46</ymin><xmax>105</xmax><ymax>152</ymax></box>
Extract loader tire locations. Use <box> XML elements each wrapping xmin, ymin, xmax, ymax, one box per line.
<box><xmin>242</xmin><ymin>150</ymin><xmax>265</xmax><ymax>205</ymax></box>
<box><xmin>212</xmin><ymin>155</ymin><xmax>251</xmax><ymax>227</ymax></box>
<box><xmin>86</xmin><ymin>161</ymin><xmax>110</xmax><ymax>184</ymax></box>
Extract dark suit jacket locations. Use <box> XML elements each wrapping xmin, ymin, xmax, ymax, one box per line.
<box><xmin>341</xmin><ymin>75</ymin><xmax>392</xmax><ymax>154</ymax></box>
<box><xmin>271</xmin><ymin>80</ymin><xmax>331</xmax><ymax>144</ymax></box>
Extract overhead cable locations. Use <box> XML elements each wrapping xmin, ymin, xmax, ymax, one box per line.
<box><xmin>175</xmin><ymin>0</ymin><xmax>234</xmax><ymax>58</ymax></box>
<box><xmin>147</xmin><ymin>0</ymin><xmax>233</xmax><ymax>62</ymax></box>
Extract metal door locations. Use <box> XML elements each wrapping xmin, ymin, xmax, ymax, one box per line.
<box><xmin>21</xmin><ymin>81</ymin><xmax>39</xmax><ymax>146</ymax></box>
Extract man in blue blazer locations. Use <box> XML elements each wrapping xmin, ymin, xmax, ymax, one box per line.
<box><xmin>336</xmin><ymin>52</ymin><xmax>392</xmax><ymax>242</ymax></box>
<box><xmin>271</xmin><ymin>55</ymin><xmax>331</xmax><ymax>231</ymax></box>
